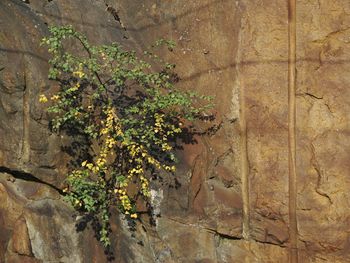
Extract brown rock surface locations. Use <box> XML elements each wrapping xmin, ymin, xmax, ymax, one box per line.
<box><xmin>0</xmin><ymin>0</ymin><xmax>349</xmax><ymax>262</ymax></box>
<box><xmin>12</xmin><ymin>216</ymin><xmax>33</xmax><ymax>256</ymax></box>
<box><xmin>296</xmin><ymin>1</ymin><xmax>350</xmax><ymax>262</ymax></box>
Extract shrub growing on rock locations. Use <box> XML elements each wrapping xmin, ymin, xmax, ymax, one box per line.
<box><xmin>41</xmin><ymin>25</ymin><xmax>212</xmax><ymax>246</ymax></box>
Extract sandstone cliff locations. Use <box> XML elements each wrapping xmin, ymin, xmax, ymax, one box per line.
<box><xmin>0</xmin><ymin>0</ymin><xmax>349</xmax><ymax>262</ymax></box>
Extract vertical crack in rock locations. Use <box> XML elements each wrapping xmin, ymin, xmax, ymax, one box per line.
<box><xmin>22</xmin><ymin>69</ymin><xmax>30</xmax><ymax>164</ymax></box>
<box><xmin>102</xmin><ymin>0</ymin><xmax>128</xmax><ymax>39</ymax></box>
<box><xmin>288</xmin><ymin>0</ymin><xmax>298</xmax><ymax>262</ymax></box>
<box><xmin>310</xmin><ymin>143</ymin><xmax>333</xmax><ymax>204</ymax></box>
<box><xmin>236</xmin><ymin>4</ymin><xmax>250</xmax><ymax>240</ymax></box>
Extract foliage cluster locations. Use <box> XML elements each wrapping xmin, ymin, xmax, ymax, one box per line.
<box><xmin>40</xmin><ymin>25</ymin><xmax>212</xmax><ymax>246</ymax></box>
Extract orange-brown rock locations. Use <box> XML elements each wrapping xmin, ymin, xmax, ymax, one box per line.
<box><xmin>11</xmin><ymin>216</ymin><xmax>32</xmax><ymax>256</ymax></box>
<box><xmin>0</xmin><ymin>0</ymin><xmax>349</xmax><ymax>262</ymax></box>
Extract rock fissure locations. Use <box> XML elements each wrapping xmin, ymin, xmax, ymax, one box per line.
<box><xmin>303</xmin><ymin>92</ymin><xmax>323</xmax><ymax>100</ymax></box>
<box><xmin>236</xmin><ymin>3</ymin><xmax>250</xmax><ymax>242</ymax></box>
<box><xmin>0</xmin><ymin>166</ymin><xmax>64</xmax><ymax>195</ymax></box>
<box><xmin>138</xmin><ymin>217</ymin><xmax>176</xmax><ymax>261</ymax></box>
<box><xmin>309</xmin><ymin>144</ymin><xmax>333</xmax><ymax>205</ymax></box>
<box><xmin>312</xmin><ymin>27</ymin><xmax>350</xmax><ymax>44</ymax></box>
<box><xmin>22</xmin><ymin>69</ymin><xmax>30</xmax><ymax>164</ymax></box>
<box><xmin>0</xmin><ymin>1</ymin><xmax>349</xmax><ymax>262</ymax></box>
<box><xmin>214</xmin><ymin>147</ymin><xmax>233</xmax><ymax>167</ymax></box>
<box><xmin>192</xmin><ymin>179</ymin><xmax>202</xmax><ymax>204</ymax></box>
<box><xmin>163</xmin><ymin>216</ymin><xmax>287</xmax><ymax>249</ymax></box>
<box><xmin>164</xmin><ymin>216</ymin><xmax>243</xmax><ymax>240</ymax></box>
<box><xmin>288</xmin><ymin>0</ymin><xmax>299</xmax><ymax>261</ymax></box>
<box><xmin>210</xmin><ymin>229</ymin><xmax>242</xmax><ymax>241</ymax></box>
<box><xmin>297</xmin><ymin>92</ymin><xmax>334</xmax><ymax>116</ymax></box>
<box><xmin>102</xmin><ymin>1</ymin><xmax>128</xmax><ymax>35</ymax></box>
<box><xmin>254</xmin><ymin>239</ymin><xmax>287</xmax><ymax>248</ymax></box>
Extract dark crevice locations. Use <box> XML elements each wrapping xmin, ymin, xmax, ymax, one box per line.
<box><xmin>210</xmin><ymin>230</ymin><xmax>242</xmax><ymax>241</ymax></box>
<box><xmin>103</xmin><ymin>1</ymin><xmax>128</xmax><ymax>39</ymax></box>
<box><xmin>192</xmin><ymin>179</ymin><xmax>202</xmax><ymax>204</ymax></box>
<box><xmin>207</xmin><ymin>120</ymin><xmax>223</xmax><ymax>137</ymax></box>
<box><xmin>206</xmin><ymin>228</ymin><xmax>286</xmax><ymax>248</ymax></box>
<box><xmin>214</xmin><ymin>147</ymin><xmax>233</xmax><ymax>167</ymax></box>
<box><xmin>0</xmin><ymin>166</ymin><xmax>64</xmax><ymax>195</ymax></box>
<box><xmin>309</xmin><ymin>144</ymin><xmax>333</xmax><ymax>204</ymax></box>
<box><xmin>254</xmin><ymin>238</ymin><xmax>287</xmax><ymax>248</ymax></box>
<box><xmin>162</xmin><ymin>217</ymin><xmax>287</xmax><ymax>248</ymax></box>
<box><xmin>296</xmin><ymin>92</ymin><xmax>323</xmax><ymax>100</ymax></box>
<box><xmin>304</xmin><ymin>92</ymin><xmax>323</xmax><ymax>100</ymax></box>
<box><xmin>105</xmin><ymin>5</ymin><xmax>126</xmax><ymax>30</ymax></box>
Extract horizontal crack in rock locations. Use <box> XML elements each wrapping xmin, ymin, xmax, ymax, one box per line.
<box><xmin>254</xmin><ymin>238</ymin><xmax>287</xmax><ymax>248</ymax></box>
<box><xmin>164</xmin><ymin>216</ymin><xmax>287</xmax><ymax>248</ymax></box>
<box><xmin>204</xmin><ymin>227</ymin><xmax>242</xmax><ymax>241</ymax></box>
<box><xmin>0</xmin><ymin>166</ymin><xmax>64</xmax><ymax>195</ymax></box>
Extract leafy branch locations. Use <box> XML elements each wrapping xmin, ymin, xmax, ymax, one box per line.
<box><xmin>40</xmin><ymin>25</ymin><xmax>213</xmax><ymax>247</ymax></box>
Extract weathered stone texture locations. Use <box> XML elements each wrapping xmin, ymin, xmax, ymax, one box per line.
<box><xmin>0</xmin><ymin>0</ymin><xmax>349</xmax><ymax>262</ymax></box>
<box><xmin>296</xmin><ymin>1</ymin><xmax>350</xmax><ymax>262</ymax></box>
<box><xmin>237</xmin><ymin>0</ymin><xmax>290</xmax><ymax>246</ymax></box>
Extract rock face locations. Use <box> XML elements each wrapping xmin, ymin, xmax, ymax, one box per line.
<box><xmin>0</xmin><ymin>0</ymin><xmax>349</xmax><ymax>262</ymax></box>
